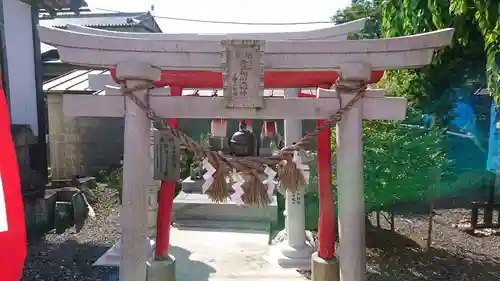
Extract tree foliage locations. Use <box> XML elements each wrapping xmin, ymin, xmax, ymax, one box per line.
<box><xmin>381</xmin><ymin>0</ymin><xmax>499</xmax><ymax>108</ymax></box>
<box><xmin>359</xmin><ymin>118</ymin><xmax>446</xmax><ymax>211</ymax></box>
<box><xmin>333</xmin><ymin>0</ymin><xmax>497</xmax><ymax>124</ymax></box>
<box><xmin>331</xmin><ymin>0</ymin><xmax>382</xmax><ymax>39</ymax></box>
<box><xmin>326</xmin><ymin>1</ymin><xmax>448</xmax><ymax>212</ymax></box>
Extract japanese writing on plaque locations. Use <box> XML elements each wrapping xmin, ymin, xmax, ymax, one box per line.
<box><xmin>291</xmin><ymin>191</ymin><xmax>302</xmax><ymax>205</ymax></box>
<box><xmin>222</xmin><ymin>40</ymin><xmax>264</xmax><ymax>108</ymax></box>
<box><xmin>234</xmin><ymin>51</ymin><xmax>253</xmax><ymax>98</ymax></box>
<box><xmin>153</xmin><ymin>130</ymin><xmax>180</xmax><ymax>181</ymax></box>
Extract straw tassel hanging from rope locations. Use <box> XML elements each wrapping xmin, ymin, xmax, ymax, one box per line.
<box><xmin>241</xmin><ymin>173</ymin><xmax>271</xmax><ymax>207</ymax></box>
<box><xmin>277</xmin><ymin>150</ymin><xmax>309</xmax><ymax>193</ymax></box>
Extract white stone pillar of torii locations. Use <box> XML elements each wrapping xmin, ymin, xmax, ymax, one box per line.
<box><xmin>336</xmin><ymin>63</ymin><xmax>372</xmax><ymax>281</ymax></box>
<box><xmin>37</xmin><ymin>24</ymin><xmax>454</xmax><ymax>281</ymax></box>
<box><xmin>271</xmin><ymin>87</ymin><xmax>314</xmax><ymax>269</ymax></box>
<box><xmin>117</xmin><ymin>62</ymin><xmax>162</xmax><ymax>281</ymax></box>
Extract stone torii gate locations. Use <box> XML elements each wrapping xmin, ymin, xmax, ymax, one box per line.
<box><xmin>64</xmin><ymin>18</ymin><xmax>369</xmax><ymax>271</ymax></box>
<box><xmin>38</xmin><ymin>24</ymin><xmax>454</xmax><ymax>281</ymax></box>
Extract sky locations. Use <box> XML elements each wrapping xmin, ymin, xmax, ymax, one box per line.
<box><xmin>85</xmin><ymin>0</ymin><xmax>351</xmax><ymax>33</ymax></box>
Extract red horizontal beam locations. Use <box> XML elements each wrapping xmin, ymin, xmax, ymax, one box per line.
<box><xmin>110</xmin><ymin>69</ymin><xmax>383</xmax><ymax>89</ymax></box>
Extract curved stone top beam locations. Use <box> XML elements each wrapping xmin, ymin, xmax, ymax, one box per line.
<box><xmin>38</xmin><ymin>25</ymin><xmax>454</xmax><ymax>71</ymax></box>
<box><xmin>65</xmin><ymin>18</ymin><xmax>367</xmax><ymax>41</ymax></box>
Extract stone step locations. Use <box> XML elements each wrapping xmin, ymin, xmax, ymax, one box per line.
<box><xmin>173</xmin><ymin>219</ymin><xmax>271</xmax><ymax>232</ymax></box>
<box><xmin>181</xmin><ymin>177</ymin><xmax>233</xmax><ymax>193</ymax></box>
<box><xmin>172</xmin><ymin>192</ymin><xmax>278</xmax><ymax>225</ymax></box>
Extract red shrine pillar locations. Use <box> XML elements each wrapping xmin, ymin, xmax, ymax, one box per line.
<box><xmin>316</xmin><ymin>117</ymin><xmax>335</xmax><ymax>259</ymax></box>
<box><xmin>299</xmin><ymin>86</ymin><xmax>335</xmax><ymax>259</ymax></box>
<box><xmin>155</xmin><ymin>86</ymin><xmax>182</xmax><ymax>259</ymax></box>
<box><xmin>316</xmin><ymin>84</ymin><xmax>335</xmax><ymax>259</ymax></box>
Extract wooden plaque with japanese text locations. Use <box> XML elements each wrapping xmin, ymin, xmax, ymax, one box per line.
<box><xmin>221</xmin><ymin>40</ymin><xmax>265</xmax><ymax>108</ymax></box>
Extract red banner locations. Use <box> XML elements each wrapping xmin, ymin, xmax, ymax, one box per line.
<box><xmin>0</xmin><ymin>79</ymin><xmax>27</xmax><ymax>281</ymax></box>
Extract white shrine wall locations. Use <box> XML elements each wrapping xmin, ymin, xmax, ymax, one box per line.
<box><xmin>3</xmin><ymin>0</ymin><xmax>39</xmax><ymax>136</ymax></box>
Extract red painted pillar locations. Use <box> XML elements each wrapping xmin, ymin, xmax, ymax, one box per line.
<box><xmin>155</xmin><ymin>86</ymin><xmax>182</xmax><ymax>259</ymax></box>
<box><xmin>316</xmin><ymin>119</ymin><xmax>335</xmax><ymax>259</ymax></box>
<box><xmin>305</xmin><ymin>84</ymin><xmax>335</xmax><ymax>259</ymax></box>
<box><xmin>298</xmin><ymin>88</ymin><xmax>335</xmax><ymax>258</ymax></box>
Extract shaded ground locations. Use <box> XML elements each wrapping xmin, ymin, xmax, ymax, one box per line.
<box><xmin>301</xmin><ymin>206</ymin><xmax>500</xmax><ymax>281</ymax></box>
<box><xmin>365</xmin><ymin>210</ymin><xmax>500</xmax><ymax>281</ymax></box>
<box><xmin>22</xmin><ymin>185</ymin><xmax>500</xmax><ymax>281</ymax></box>
<box><xmin>22</xmin><ymin>185</ymin><xmax>120</xmax><ymax>281</ymax></box>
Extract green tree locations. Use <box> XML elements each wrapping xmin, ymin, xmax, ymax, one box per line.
<box><xmin>380</xmin><ymin>0</ymin><xmax>498</xmax><ymax>109</ymax></box>
<box><xmin>322</xmin><ymin>1</ymin><xmax>449</xmax><ymax>212</ymax></box>
<box><xmin>359</xmin><ymin>115</ymin><xmax>446</xmax><ymax>211</ymax></box>
<box><xmin>331</xmin><ymin>0</ymin><xmax>382</xmax><ymax>39</ymax></box>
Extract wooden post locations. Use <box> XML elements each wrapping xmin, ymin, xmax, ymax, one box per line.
<box><xmin>117</xmin><ymin>62</ymin><xmax>161</xmax><ymax>281</ymax></box>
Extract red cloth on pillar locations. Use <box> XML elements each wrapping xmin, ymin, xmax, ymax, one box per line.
<box><xmin>0</xmin><ymin>79</ymin><xmax>27</xmax><ymax>281</ymax></box>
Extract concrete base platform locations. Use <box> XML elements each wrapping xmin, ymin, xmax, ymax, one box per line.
<box><xmin>311</xmin><ymin>252</ymin><xmax>339</xmax><ymax>281</ymax></box>
<box><xmin>267</xmin><ymin>242</ymin><xmax>314</xmax><ymax>270</ymax></box>
<box><xmin>181</xmin><ymin>177</ymin><xmax>233</xmax><ymax>193</ymax></box>
<box><xmin>174</xmin><ymin>219</ymin><xmax>271</xmax><ymax>232</ymax></box>
<box><xmin>146</xmin><ymin>256</ymin><xmax>176</xmax><ymax>281</ymax></box>
<box><xmin>93</xmin><ymin>237</ymin><xmax>156</xmax><ymax>267</ymax></box>
<box><xmin>169</xmin><ymin>226</ymin><xmax>307</xmax><ymax>281</ymax></box>
<box><xmin>172</xmin><ymin>192</ymin><xmax>278</xmax><ymax>225</ymax></box>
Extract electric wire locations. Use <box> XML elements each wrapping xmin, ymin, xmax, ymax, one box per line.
<box><xmin>92</xmin><ymin>7</ymin><xmax>333</xmax><ymax>25</ymax></box>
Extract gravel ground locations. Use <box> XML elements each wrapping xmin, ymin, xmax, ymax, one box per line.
<box><xmin>22</xmin><ymin>185</ymin><xmax>121</xmax><ymax>281</ymax></box>
<box><xmin>22</xmin><ymin>186</ymin><xmax>500</xmax><ymax>281</ymax></box>
<box><xmin>300</xmin><ymin>203</ymin><xmax>500</xmax><ymax>281</ymax></box>
<box><xmin>364</xmin><ymin>208</ymin><xmax>500</xmax><ymax>281</ymax></box>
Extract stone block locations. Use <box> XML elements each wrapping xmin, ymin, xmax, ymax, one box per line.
<box><xmin>55</xmin><ymin>201</ymin><xmax>73</xmax><ymax>234</ymax></box>
<box><xmin>44</xmin><ymin>190</ymin><xmax>58</xmax><ymax>231</ymax></box>
<box><xmin>116</xmin><ymin>61</ymin><xmax>161</xmax><ymax>81</ymax></box>
<box><xmin>48</xmin><ymin>93</ymin><xmax>124</xmax><ymax>179</ymax></box>
<box><xmin>172</xmin><ymin>192</ymin><xmax>278</xmax><ymax>226</ymax></box>
<box><xmin>338</xmin><ymin>62</ymin><xmax>372</xmax><ymax>82</ymax></box>
<box><xmin>11</xmin><ymin>124</ymin><xmax>46</xmax><ymax>197</ymax></box>
<box><xmin>174</xmin><ymin>219</ymin><xmax>271</xmax><ymax>231</ymax></box>
<box><xmin>55</xmin><ymin>187</ymin><xmax>80</xmax><ymax>201</ymax></box>
<box><xmin>93</xmin><ymin>238</ymin><xmax>156</xmax><ymax>267</ymax></box>
<box><xmin>146</xmin><ymin>256</ymin><xmax>176</xmax><ymax>281</ymax></box>
<box><xmin>34</xmin><ymin>197</ymin><xmax>49</xmax><ymax>229</ymax></box>
<box><xmin>267</xmin><ymin>240</ymin><xmax>315</xmax><ymax>270</ymax></box>
<box><xmin>181</xmin><ymin>177</ymin><xmax>233</xmax><ymax>193</ymax></box>
<box><xmin>180</xmin><ymin>177</ymin><xmax>203</xmax><ymax>193</ymax></box>
<box><xmin>72</xmin><ymin>191</ymin><xmax>87</xmax><ymax>233</ymax></box>
<box><xmin>311</xmin><ymin>252</ymin><xmax>339</xmax><ymax>281</ymax></box>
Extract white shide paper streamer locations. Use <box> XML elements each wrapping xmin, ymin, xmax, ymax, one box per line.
<box><xmin>262</xmin><ymin>166</ymin><xmax>277</xmax><ymax>200</ymax></box>
<box><xmin>230</xmin><ymin>169</ymin><xmax>245</xmax><ymax>205</ymax></box>
<box><xmin>201</xmin><ymin>158</ymin><xmax>216</xmax><ymax>193</ymax></box>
